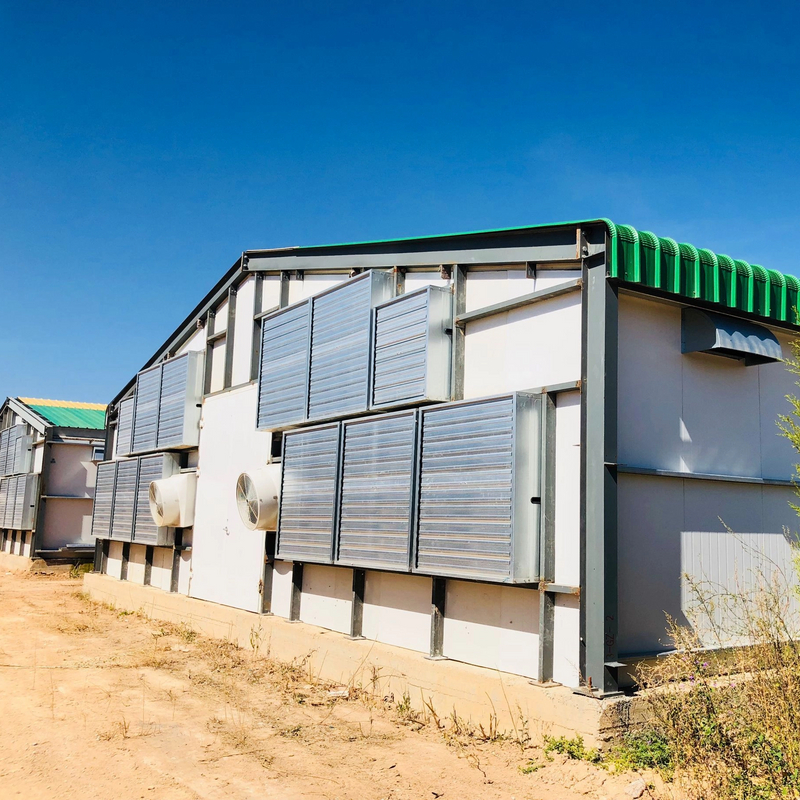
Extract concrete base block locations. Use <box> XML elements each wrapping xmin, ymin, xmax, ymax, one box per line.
<box><xmin>0</xmin><ymin>551</ymin><xmax>34</xmax><ymax>572</ymax></box>
<box><xmin>82</xmin><ymin>572</ymin><xmax>639</xmax><ymax>747</ymax></box>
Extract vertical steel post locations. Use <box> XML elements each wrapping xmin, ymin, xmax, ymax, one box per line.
<box><xmin>120</xmin><ymin>541</ymin><xmax>130</xmax><ymax>581</ymax></box>
<box><xmin>93</xmin><ymin>538</ymin><xmax>103</xmax><ymax>572</ymax></box>
<box><xmin>251</xmin><ymin>274</ymin><xmax>264</xmax><ymax>382</ymax></box>
<box><xmin>350</xmin><ymin>568</ymin><xmax>366</xmax><ymax>639</ymax></box>
<box><xmin>289</xmin><ymin>562</ymin><xmax>303</xmax><ymax>621</ymax></box>
<box><xmin>580</xmin><ymin>246</ymin><xmax>619</xmax><ymax>695</ymax></box>
<box><xmin>260</xmin><ymin>531</ymin><xmax>275</xmax><ymax>614</ymax></box>
<box><xmin>450</xmin><ymin>265</ymin><xmax>466</xmax><ymax>401</ymax></box>
<box><xmin>537</xmin><ymin>392</ymin><xmax>557</xmax><ymax>683</ymax></box>
<box><xmin>101</xmin><ymin>539</ymin><xmax>109</xmax><ymax>574</ymax></box>
<box><xmin>429</xmin><ymin>577</ymin><xmax>446</xmax><ymax>658</ymax></box>
<box><xmin>223</xmin><ymin>286</ymin><xmax>237</xmax><ymax>389</ymax></box>
<box><xmin>170</xmin><ymin>530</ymin><xmax>183</xmax><ymax>593</ymax></box>
<box><xmin>144</xmin><ymin>545</ymin><xmax>154</xmax><ymax>586</ymax></box>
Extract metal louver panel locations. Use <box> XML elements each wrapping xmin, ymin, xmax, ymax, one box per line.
<box><xmin>257</xmin><ymin>302</ymin><xmax>311</xmax><ymax>430</ymax></box>
<box><xmin>157</xmin><ymin>356</ymin><xmax>190</xmax><ymax>448</ymax></box>
<box><xmin>4</xmin><ymin>476</ymin><xmax>17</xmax><ymax>528</ymax></box>
<box><xmin>91</xmin><ymin>462</ymin><xmax>116</xmax><ymax>539</ymax></box>
<box><xmin>336</xmin><ymin>411</ymin><xmax>417</xmax><ymax>569</ymax></box>
<box><xmin>0</xmin><ymin>478</ymin><xmax>8</xmax><ymax>525</ymax></box>
<box><xmin>0</xmin><ymin>429</ymin><xmax>9</xmax><ymax>476</ymax></box>
<box><xmin>277</xmin><ymin>423</ymin><xmax>341</xmax><ymax>562</ymax></box>
<box><xmin>13</xmin><ymin>474</ymin><xmax>37</xmax><ymax>530</ymax></box>
<box><xmin>415</xmin><ymin>394</ymin><xmax>541</xmax><ymax>583</ymax></box>
<box><xmin>307</xmin><ymin>271</ymin><xmax>393</xmax><ymax>421</ymax></box>
<box><xmin>132</xmin><ymin>366</ymin><xmax>161</xmax><ymax>453</ymax></box>
<box><xmin>133</xmin><ymin>455</ymin><xmax>172</xmax><ymax>544</ymax></box>
<box><xmin>372</xmin><ymin>286</ymin><xmax>452</xmax><ymax>409</ymax></box>
<box><xmin>110</xmin><ymin>459</ymin><xmax>138</xmax><ymax>540</ymax></box>
<box><xmin>12</xmin><ymin>475</ymin><xmax>27</xmax><ymax>529</ymax></box>
<box><xmin>13</xmin><ymin>432</ymin><xmax>32</xmax><ymax>475</ymax></box>
<box><xmin>116</xmin><ymin>398</ymin><xmax>134</xmax><ymax>457</ymax></box>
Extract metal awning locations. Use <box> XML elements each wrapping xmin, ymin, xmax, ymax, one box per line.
<box><xmin>681</xmin><ymin>307</ymin><xmax>782</xmax><ymax>365</ymax></box>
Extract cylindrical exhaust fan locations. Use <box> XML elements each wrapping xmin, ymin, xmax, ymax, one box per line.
<box><xmin>149</xmin><ymin>472</ymin><xmax>197</xmax><ymax>528</ymax></box>
<box><xmin>236</xmin><ymin>464</ymin><xmax>281</xmax><ymax>530</ymax></box>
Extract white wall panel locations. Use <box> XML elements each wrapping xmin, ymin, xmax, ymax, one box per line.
<box><xmin>33</xmin><ymin>443</ymin><xmax>44</xmax><ymax>473</ymax></box>
<box><xmin>231</xmin><ymin>275</ymin><xmax>256</xmax><ymax>386</ymax></box>
<box><xmin>404</xmin><ymin>273</ymin><xmax>448</xmax><ymax>292</ymax></box>
<box><xmin>260</xmin><ymin>275</ymin><xmax>281</xmax><ymax>312</ymax></box>
<box><xmin>214</xmin><ymin>299</ymin><xmax>229</xmax><ymax>333</ymax></box>
<box><xmin>289</xmin><ymin>274</ymin><xmax>345</xmax><ymax>304</ymax></box>
<box><xmin>127</xmin><ymin>544</ymin><xmax>146</xmax><ymax>585</ymax></box>
<box><xmin>464</xmin><ymin>270</ymin><xmax>532</xmax><ymax>312</ymax></box>
<box><xmin>41</xmin><ymin>498</ymin><xmax>94</xmax><ymax>550</ymax></box>
<box><xmin>271</xmin><ymin>560</ymin><xmax>293</xmax><ymax>619</ymax></box>
<box><xmin>552</xmin><ymin>595</ymin><xmax>580</xmax><ymax>687</ymax></box>
<box><xmin>177</xmin><ymin>326</ymin><xmax>206</xmax><ymax>355</ymax></box>
<box><xmin>443</xmin><ymin>580</ymin><xmax>539</xmax><ymax>679</ymax></box>
<box><xmin>463</xmin><ymin>293</ymin><xmax>581</xmax><ymax>398</ymax></box>
<box><xmin>47</xmin><ymin>443</ymin><xmax>94</xmax><ymax>497</ymax></box>
<box><xmin>618</xmin><ymin>294</ymin><xmax>797</xmax><ymax>480</ymax></box>
<box><xmin>534</xmin><ymin>269</ymin><xmax>581</xmax><ymax>291</ymax></box>
<box><xmin>106</xmin><ymin>540</ymin><xmax>123</xmax><ymax>580</ymax></box>
<box><xmin>362</xmin><ymin>571</ymin><xmax>431</xmax><ymax>654</ymax></box>
<box><xmin>151</xmin><ymin>546</ymin><xmax>173</xmax><ymax>592</ymax></box>
<box><xmin>209</xmin><ymin>339</ymin><xmax>226</xmax><ymax>394</ymax></box>
<box><xmin>554</xmin><ymin>391</ymin><xmax>581</xmax><ymax>586</ymax></box>
<box><xmin>299</xmin><ymin>564</ymin><xmax>352</xmax><ymax>634</ymax></box>
<box><xmin>189</xmin><ymin>385</ymin><xmax>272</xmax><ymax>612</ymax></box>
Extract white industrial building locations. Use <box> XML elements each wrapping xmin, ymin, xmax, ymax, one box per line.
<box><xmin>89</xmin><ymin>220</ymin><xmax>800</xmax><ymax>695</ymax></box>
<box><xmin>0</xmin><ymin>397</ymin><xmax>106</xmax><ymax>562</ymax></box>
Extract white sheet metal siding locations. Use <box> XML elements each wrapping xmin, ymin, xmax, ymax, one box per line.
<box><xmin>415</xmin><ymin>394</ymin><xmax>541</xmax><ymax>583</ymax></box>
<box><xmin>110</xmin><ymin>459</ymin><xmax>138</xmax><ymax>540</ymax></box>
<box><xmin>307</xmin><ymin>271</ymin><xmax>393</xmax><ymax>421</ymax></box>
<box><xmin>132</xmin><ymin>366</ymin><xmax>161</xmax><ymax>453</ymax></box>
<box><xmin>257</xmin><ymin>302</ymin><xmax>310</xmax><ymax>430</ymax></box>
<box><xmin>116</xmin><ymin>398</ymin><xmax>134</xmax><ymax>457</ymax></box>
<box><xmin>157</xmin><ymin>355</ymin><xmax>190</xmax><ymax>448</ymax></box>
<box><xmin>372</xmin><ymin>286</ymin><xmax>452</xmax><ymax>409</ymax></box>
<box><xmin>91</xmin><ymin>461</ymin><xmax>116</xmax><ymax>539</ymax></box>
<box><xmin>277</xmin><ymin>423</ymin><xmax>341</xmax><ymax>562</ymax></box>
<box><xmin>336</xmin><ymin>411</ymin><xmax>418</xmax><ymax>569</ymax></box>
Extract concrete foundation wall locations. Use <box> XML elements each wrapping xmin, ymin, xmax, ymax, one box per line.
<box><xmin>299</xmin><ymin>564</ymin><xmax>352</xmax><ymax>634</ymax></box>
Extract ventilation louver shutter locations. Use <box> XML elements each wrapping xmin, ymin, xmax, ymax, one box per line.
<box><xmin>336</xmin><ymin>411</ymin><xmax>417</xmax><ymax>569</ymax></box>
<box><xmin>133</xmin><ymin>454</ymin><xmax>177</xmax><ymax>544</ymax></box>
<box><xmin>116</xmin><ymin>398</ymin><xmax>134</xmax><ymax>457</ymax></box>
<box><xmin>4</xmin><ymin>476</ymin><xmax>17</xmax><ymax>528</ymax></box>
<box><xmin>415</xmin><ymin>394</ymin><xmax>541</xmax><ymax>583</ymax></box>
<box><xmin>257</xmin><ymin>302</ymin><xmax>311</xmax><ymax>430</ymax></box>
<box><xmin>307</xmin><ymin>271</ymin><xmax>394</xmax><ymax>421</ymax></box>
<box><xmin>13</xmin><ymin>474</ymin><xmax>38</xmax><ymax>530</ymax></box>
<box><xmin>277</xmin><ymin>423</ymin><xmax>341</xmax><ymax>562</ymax></box>
<box><xmin>0</xmin><ymin>478</ymin><xmax>8</xmax><ymax>525</ymax></box>
<box><xmin>91</xmin><ymin>461</ymin><xmax>116</xmax><ymax>539</ymax></box>
<box><xmin>110</xmin><ymin>459</ymin><xmax>138</xmax><ymax>540</ymax></box>
<box><xmin>132</xmin><ymin>366</ymin><xmax>161</xmax><ymax>453</ymax></box>
<box><xmin>13</xmin><ymin>430</ymin><xmax>32</xmax><ymax>475</ymax></box>
<box><xmin>371</xmin><ymin>286</ymin><xmax>452</xmax><ymax>409</ymax></box>
<box><xmin>157</xmin><ymin>356</ymin><xmax>191</xmax><ymax>448</ymax></box>
<box><xmin>0</xmin><ymin>429</ymin><xmax>9</xmax><ymax>476</ymax></box>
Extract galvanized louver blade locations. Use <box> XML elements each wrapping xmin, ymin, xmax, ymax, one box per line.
<box><xmin>337</xmin><ymin>411</ymin><xmax>417</xmax><ymax>569</ymax></box>
<box><xmin>133</xmin><ymin>455</ymin><xmax>169</xmax><ymax>544</ymax></box>
<box><xmin>110</xmin><ymin>459</ymin><xmax>138</xmax><ymax>540</ymax></box>
<box><xmin>257</xmin><ymin>302</ymin><xmax>311</xmax><ymax>429</ymax></box>
<box><xmin>277</xmin><ymin>423</ymin><xmax>340</xmax><ymax>562</ymax></box>
<box><xmin>157</xmin><ymin>355</ymin><xmax>190</xmax><ymax>448</ymax></box>
<box><xmin>132</xmin><ymin>366</ymin><xmax>161</xmax><ymax>453</ymax></box>
<box><xmin>4</xmin><ymin>475</ymin><xmax>17</xmax><ymax>528</ymax></box>
<box><xmin>116</xmin><ymin>397</ymin><xmax>134</xmax><ymax>457</ymax></box>
<box><xmin>91</xmin><ymin>462</ymin><xmax>116</xmax><ymax>539</ymax></box>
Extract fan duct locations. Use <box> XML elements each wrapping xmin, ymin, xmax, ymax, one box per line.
<box><xmin>148</xmin><ymin>472</ymin><xmax>197</xmax><ymax>528</ymax></box>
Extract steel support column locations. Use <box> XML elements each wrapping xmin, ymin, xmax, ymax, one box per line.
<box><xmin>120</xmin><ymin>541</ymin><xmax>130</xmax><ymax>581</ymax></box>
<box><xmin>349</xmin><ymin>568</ymin><xmax>366</xmax><ymax>639</ymax></box>
<box><xmin>537</xmin><ymin>392</ymin><xmax>557</xmax><ymax>683</ymax></box>
<box><xmin>289</xmin><ymin>563</ymin><xmax>304</xmax><ymax>621</ymax></box>
<box><xmin>144</xmin><ymin>545</ymin><xmax>154</xmax><ymax>586</ymax></box>
<box><xmin>429</xmin><ymin>577</ymin><xmax>447</xmax><ymax>658</ymax></box>
<box><xmin>260</xmin><ymin>531</ymin><xmax>275</xmax><ymax>614</ymax></box>
<box><xmin>580</xmin><ymin>247</ymin><xmax>619</xmax><ymax>695</ymax></box>
<box><xmin>170</xmin><ymin>530</ymin><xmax>183</xmax><ymax>593</ymax></box>
<box><xmin>450</xmin><ymin>265</ymin><xmax>466</xmax><ymax>401</ymax></box>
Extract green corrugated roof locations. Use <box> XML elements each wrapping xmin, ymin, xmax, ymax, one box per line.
<box><xmin>285</xmin><ymin>218</ymin><xmax>800</xmax><ymax>326</ymax></box>
<box><xmin>17</xmin><ymin>398</ymin><xmax>106</xmax><ymax>430</ymax></box>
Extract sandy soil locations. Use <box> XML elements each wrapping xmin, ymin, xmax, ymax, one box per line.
<box><xmin>0</xmin><ymin>569</ymin><xmax>650</xmax><ymax>800</ymax></box>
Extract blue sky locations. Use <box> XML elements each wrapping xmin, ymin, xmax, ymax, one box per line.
<box><xmin>1</xmin><ymin>0</ymin><xmax>799</xmax><ymax>403</ymax></box>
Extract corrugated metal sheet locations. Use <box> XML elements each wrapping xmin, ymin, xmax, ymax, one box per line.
<box><xmin>3</xmin><ymin>475</ymin><xmax>17</xmax><ymax>528</ymax></box>
<box><xmin>415</xmin><ymin>394</ymin><xmax>541</xmax><ymax>583</ymax></box>
<box><xmin>91</xmin><ymin>461</ymin><xmax>116</xmax><ymax>539</ymax></box>
<box><xmin>110</xmin><ymin>459</ymin><xmax>138</xmax><ymax>540</ymax></box>
<box><xmin>116</xmin><ymin>398</ymin><xmax>134</xmax><ymax>457</ymax></box>
<box><xmin>0</xmin><ymin>478</ymin><xmax>8</xmax><ymax>525</ymax></box>
<box><xmin>132</xmin><ymin>366</ymin><xmax>161</xmax><ymax>453</ymax></box>
<box><xmin>17</xmin><ymin>398</ymin><xmax>106</xmax><ymax>430</ymax></box>
<box><xmin>372</xmin><ymin>286</ymin><xmax>452</xmax><ymax>409</ymax></box>
<box><xmin>257</xmin><ymin>302</ymin><xmax>311</xmax><ymax>430</ymax></box>
<box><xmin>157</xmin><ymin>355</ymin><xmax>190</xmax><ymax>448</ymax></box>
<box><xmin>336</xmin><ymin>411</ymin><xmax>417</xmax><ymax>569</ymax></box>
<box><xmin>307</xmin><ymin>271</ymin><xmax>393</xmax><ymax>420</ymax></box>
<box><xmin>277</xmin><ymin>423</ymin><xmax>341</xmax><ymax>562</ymax></box>
<box><xmin>133</xmin><ymin>455</ymin><xmax>168</xmax><ymax>544</ymax></box>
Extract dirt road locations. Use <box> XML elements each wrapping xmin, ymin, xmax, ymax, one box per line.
<box><xmin>0</xmin><ymin>568</ymin><xmax>642</xmax><ymax>799</ymax></box>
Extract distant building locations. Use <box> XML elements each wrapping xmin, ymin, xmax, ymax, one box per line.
<box><xmin>0</xmin><ymin>397</ymin><xmax>106</xmax><ymax>561</ymax></box>
<box><xmin>89</xmin><ymin>219</ymin><xmax>800</xmax><ymax>695</ymax></box>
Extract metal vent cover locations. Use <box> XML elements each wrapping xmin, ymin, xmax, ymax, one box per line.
<box><xmin>336</xmin><ymin>410</ymin><xmax>418</xmax><ymax>570</ymax></box>
<box><xmin>257</xmin><ymin>301</ymin><xmax>311</xmax><ymax>430</ymax></box>
<box><xmin>110</xmin><ymin>459</ymin><xmax>138</xmax><ymax>540</ymax></box>
<box><xmin>115</xmin><ymin>397</ymin><xmax>134</xmax><ymax>457</ymax></box>
<box><xmin>307</xmin><ymin>270</ymin><xmax>394</xmax><ymax>421</ymax></box>
<box><xmin>132</xmin><ymin>365</ymin><xmax>161</xmax><ymax>454</ymax></box>
<box><xmin>0</xmin><ymin>429</ymin><xmax>9</xmax><ymax>476</ymax></box>
<box><xmin>91</xmin><ymin>461</ymin><xmax>117</xmax><ymax>539</ymax></box>
<box><xmin>133</xmin><ymin>454</ymin><xmax>178</xmax><ymax>545</ymax></box>
<box><xmin>277</xmin><ymin>422</ymin><xmax>341</xmax><ymax>562</ymax></box>
<box><xmin>371</xmin><ymin>286</ymin><xmax>452</xmax><ymax>409</ymax></box>
<box><xmin>415</xmin><ymin>393</ymin><xmax>542</xmax><ymax>583</ymax></box>
<box><xmin>12</xmin><ymin>474</ymin><xmax>38</xmax><ymax>530</ymax></box>
<box><xmin>3</xmin><ymin>475</ymin><xmax>17</xmax><ymax>528</ymax></box>
<box><xmin>0</xmin><ymin>477</ymin><xmax>7</xmax><ymax>525</ymax></box>
<box><xmin>13</xmin><ymin>431</ymin><xmax>32</xmax><ymax>475</ymax></box>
